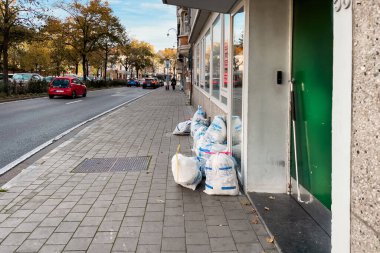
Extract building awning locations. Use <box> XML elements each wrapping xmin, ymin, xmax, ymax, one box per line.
<box><xmin>162</xmin><ymin>0</ymin><xmax>238</xmax><ymax>13</ymax></box>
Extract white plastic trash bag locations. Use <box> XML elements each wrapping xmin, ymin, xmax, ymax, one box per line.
<box><xmin>171</xmin><ymin>145</ymin><xmax>202</xmax><ymax>190</ymax></box>
<box><xmin>196</xmin><ymin>139</ymin><xmax>227</xmax><ymax>160</ymax></box>
<box><xmin>204</xmin><ymin>115</ymin><xmax>227</xmax><ymax>144</ymax></box>
<box><xmin>231</xmin><ymin>116</ymin><xmax>242</xmax><ymax>145</ymax></box>
<box><xmin>192</xmin><ymin>125</ymin><xmax>208</xmax><ymax>151</ymax></box>
<box><xmin>204</xmin><ymin>153</ymin><xmax>239</xmax><ymax>196</ymax></box>
<box><xmin>173</xmin><ymin>120</ymin><xmax>191</xmax><ymax>135</ymax></box>
<box><xmin>192</xmin><ymin>105</ymin><xmax>206</xmax><ymax>121</ymax></box>
<box><xmin>191</xmin><ymin>105</ymin><xmax>209</xmax><ymax>137</ymax></box>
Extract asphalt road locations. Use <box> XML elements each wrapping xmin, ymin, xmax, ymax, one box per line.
<box><xmin>0</xmin><ymin>87</ymin><xmax>151</xmax><ymax>170</ymax></box>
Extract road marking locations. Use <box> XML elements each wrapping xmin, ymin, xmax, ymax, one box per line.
<box><xmin>66</xmin><ymin>100</ymin><xmax>82</xmax><ymax>105</ymax></box>
<box><xmin>0</xmin><ymin>90</ymin><xmax>153</xmax><ymax>177</ymax></box>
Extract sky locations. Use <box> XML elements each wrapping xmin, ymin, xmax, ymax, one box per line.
<box><xmin>107</xmin><ymin>0</ymin><xmax>177</xmax><ymax>51</ymax></box>
<box><xmin>50</xmin><ymin>0</ymin><xmax>177</xmax><ymax>52</ymax></box>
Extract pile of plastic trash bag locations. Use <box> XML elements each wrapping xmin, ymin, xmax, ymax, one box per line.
<box><xmin>171</xmin><ymin>105</ymin><xmax>240</xmax><ymax>195</ymax></box>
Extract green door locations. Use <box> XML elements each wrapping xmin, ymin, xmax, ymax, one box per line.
<box><xmin>291</xmin><ymin>0</ymin><xmax>333</xmax><ymax>209</ymax></box>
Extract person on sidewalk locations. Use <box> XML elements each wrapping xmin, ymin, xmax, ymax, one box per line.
<box><xmin>171</xmin><ymin>77</ymin><xmax>176</xmax><ymax>90</ymax></box>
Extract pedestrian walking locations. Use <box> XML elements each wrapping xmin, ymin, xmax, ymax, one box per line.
<box><xmin>171</xmin><ymin>77</ymin><xmax>176</xmax><ymax>90</ymax></box>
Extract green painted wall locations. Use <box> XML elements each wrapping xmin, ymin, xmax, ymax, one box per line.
<box><xmin>291</xmin><ymin>0</ymin><xmax>333</xmax><ymax>209</ymax></box>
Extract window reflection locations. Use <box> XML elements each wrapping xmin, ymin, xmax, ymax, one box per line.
<box><xmin>212</xmin><ymin>16</ymin><xmax>221</xmax><ymax>99</ymax></box>
<box><xmin>204</xmin><ymin>31</ymin><xmax>211</xmax><ymax>92</ymax></box>
<box><xmin>223</xmin><ymin>14</ymin><xmax>230</xmax><ymax>90</ymax></box>
<box><xmin>232</xmin><ymin>7</ymin><xmax>244</xmax><ymax>175</ymax></box>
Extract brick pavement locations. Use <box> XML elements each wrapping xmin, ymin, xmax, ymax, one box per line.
<box><xmin>0</xmin><ymin>89</ymin><xmax>279</xmax><ymax>253</ymax></box>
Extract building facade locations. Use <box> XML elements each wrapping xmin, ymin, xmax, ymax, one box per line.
<box><xmin>164</xmin><ymin>0</ymin><xmax>379</xmax><ymax>252</ymax></box>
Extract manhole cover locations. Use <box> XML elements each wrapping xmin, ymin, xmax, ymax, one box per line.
<box><xmin>72</xmin><ymin>156</ymin><xmax>151</xmax><ymax>173</ymax></box>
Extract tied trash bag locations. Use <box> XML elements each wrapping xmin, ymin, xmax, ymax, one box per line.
<box><xmin>171</xmin><ymin>145</ymin><xmax>202</xmax><ymax>190</ymax></box>
<box><xmin>173</xmin><ymin>120</ymin><xmax>191</xmax><ymax>135</ymax></box>
<box><xmin>204</xmin><ymin>153</ymin><xmax>239</xmax><ymax>196</ymax></box>
<box><xmin>232</xmin><ymin>116</ymin><xmax>242</xmax><ymax>145</ymax></box>
<box><xmin>192</xmin><ymin>125</ymin><xmax>208</xmax><ymax>151</ymax></box>
<box><xmin>204</xmin><ymin>116</ymin><xmax>227</xmax><ymax>144</ymax></box>
<box><xmin>191</xmin><ymin>106</ymin><xmax>209</xmax><ymax>137</ymax></box>
<box><xmin>192</xmin><ymin>105</ymin><xmax>206</xmax><ymax>121</ymax></box>
<box><xmin>195</xmin><ymin>138</ymin><xmax>227</xmax><ymax>160</ymax></box>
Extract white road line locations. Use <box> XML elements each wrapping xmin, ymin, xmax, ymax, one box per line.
<box><xmin>0</xmin><ymin>90</ymin><xmax>153</xmax><ymax>177</ymax></box>
<box><xmin>66</xmin><ymin>100</ymin><xmax>82</xmax><ymax>105</ymax></box>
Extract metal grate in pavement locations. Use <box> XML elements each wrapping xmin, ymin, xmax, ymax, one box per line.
<box><xmin>72</xmin><ymin>156</ymin><xmax>151</xmax><ymax>173</ymax></box>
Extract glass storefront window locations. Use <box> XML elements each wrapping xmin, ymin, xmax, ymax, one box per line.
<box><xmin>212</xmin><ymin>16</ymin><xmax>221</xmax><ymax>99</ymax></box>
<box><xmin>200</xmin><ymin>39</ymin><xmax>204</xmax><ymax>89</ymax></box>
<box><xmin>195</xmin><ymin>44</ymin><xmax>200</xmax><ymax>86</ymax></box>
<box><xmin>204</xmin><ymin>30</ymin><xmax>211</xmax><ymax>92</ymax></box>
<box><xmin>223</xmin><ymin>14</ymin><xmax>230</xmax><ymax>90</ymax></box>
<box><xmin>232</xmin><ymin>7</ymin><xmax>244</xmax><ymax>178</ymax></box>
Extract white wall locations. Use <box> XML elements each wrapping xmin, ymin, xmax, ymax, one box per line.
<box><xmin>244</xmin><ymin>0</ymin><xmax>291</xmax><ymax>193</ymax></box>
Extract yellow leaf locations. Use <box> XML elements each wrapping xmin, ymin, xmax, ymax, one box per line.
<box><xmin>266</xmin><ymin>236</ymin><xmax>275</xmax><ymax>243</ymax></box>
<box><xmin>251</xmin><ymin>217</ymin><xmax>259</xmax><ymax>224</ymax></box>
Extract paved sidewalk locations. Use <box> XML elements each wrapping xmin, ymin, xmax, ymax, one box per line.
<box><xmin>0</xmin><ymin>89</ymin><xmax>279</xmax><ymax>253</ymax></box>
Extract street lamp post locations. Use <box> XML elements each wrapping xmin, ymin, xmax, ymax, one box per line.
<box><xmin>166</xmin><ymin>28</ymin><xmax>177</xmax><ymax>86</ymax></box>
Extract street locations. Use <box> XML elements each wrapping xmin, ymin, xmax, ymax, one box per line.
<box><xmin>0</xmin><ymin>87</ymin><xmax>150</xmax><ymax>170</ymax></box>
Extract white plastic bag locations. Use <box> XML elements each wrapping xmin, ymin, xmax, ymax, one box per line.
<box><xmin>204</xmin><ymin>116</ymin><xmax>227</xmax><ymax>144</ymax></box>
<box><xmin>173</xmin><ymin>120</ymin><xmax>191</xmax><ymax>135</ymax></box>
<box><xmin>171</xmin><ymin>145</ymin><xmax>202</xmax><ymax>190</ymax></box>
<box><xmin>231</xmin><ymin>116</ymin><xmax>242</xmax><ymax>145</ymax></box>
<box><xmin>192</xmin><ymin>125</ymin><xmax>208</xmax><ymax>152</ymax></box>
<box><xmin>192</xmin><ymin>105</ymin><xmax>206</xmax><ymax>121</ymax></box>
<box><xmin>191</xmin><ymin>106</ymin><xmax>209</xmax><ymax>137</ymax></box>
<box><xmin>196</xmin><ymin>139</ymin><xmax>227</xmax><ymax>160</ymax></box>
<box><xmin>204</xmin><ymin>153</ymin><xmax>239</xmax><ymax>196</ymax></box>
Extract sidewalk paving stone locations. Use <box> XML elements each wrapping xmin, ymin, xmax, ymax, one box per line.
<box><xmin>0</xmin><ymin>89</ymin><xmax>279</xmax><ymax>252</ymax></box>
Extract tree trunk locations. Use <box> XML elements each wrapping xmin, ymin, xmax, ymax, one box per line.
<box><xmin>104</xmin><ymin>47</ymin><xmax>108</xmax><ymax>81</ymax></box>
<box><xmin>86</xmin><ymin>59</ymin><xmax>89</xmax><ymax>77</ymax></box>
<box><xmin>75</xmin><ymin>62</ymin><xmax>79</xmax><ymax>75</ymax></box>
<box><xmin>82</xmin><ymin>54</ymin><xmax>86</xmax><ymax>81</ymax></box>
<box><xmin>3</xmin><ymin>34</ymin><xmax>10</xmax><ymax>96</ymax></box>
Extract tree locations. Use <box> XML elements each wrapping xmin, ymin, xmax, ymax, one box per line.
<box><xmin>19</xmin><ymin>41</ymin><xmax>51</xmax><ymax>74</ymax></box>
<box><xmin>158</xmin><ymin>48</ymin><xmax>177</xmax><ymax>75</ymax></box>
<box><xmin>42</xmin><ymin>18</ymin><xmax>71</xmax><ymax>76</ymax></box>
<box><xmin>96</xmin><ymin>13</ymin><xmax>124</xmax><ymax>80</ymax></box>
<box><xmin>132</xmin><ymin>41</ymin><xmax>154</xmax><ymax>78</ymax></box>
<box><xmin>118</xmin><ymin>40</ymin><xmax>154</xmax><ymax>78</ymax></box>
<box><xmin>0</xmin><ymin>0</ymin><xmax>45</xmax><ymax>94</ymax></box>
<box><xmin>58</xmin><ymin>0</ymin><xmax>119</xmax><ymax>81</ymax></box>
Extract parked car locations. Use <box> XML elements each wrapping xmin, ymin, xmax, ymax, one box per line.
<box><xmin>44</xmin><ymin>76</ymin><xmax>56</xmax><ymax>83</ymax></box>
<box><xmin>142</xmin><ymin>78</ymin><xmax>158</xmax><ymax>89</ymax></box>
<box><xmin>157</xmin><ymin>78</ymin><xmax>164</xmax><ymax>86</ymax></box>
<box><xmin>127</xmin><ymin>79</ymin><xmax>140</xmax><ymax>87</ymax></box>
<box><xmin>77</xmin><ymin>76</ymin><xmax>92</xmax><ymax>82</ymax></box>
<box><xmin>48</xmin><ymin>77</ymin><xmax>87</xmax><ymax>99</ymax></box>
<box><xmin>12</xmin><ymin>73</ymin><xmax>43</xmax><ymax>84</ymax></box>
<box><xmin>0</xmin><ymin>73</ymin><xmax>14</xmax><ymax>82</ymax></box>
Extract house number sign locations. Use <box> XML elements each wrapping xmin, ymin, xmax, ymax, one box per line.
<box><xmin>334</xmin><ymin>0</ymin><xmax>351</xmax><ymax>12</ymax></box>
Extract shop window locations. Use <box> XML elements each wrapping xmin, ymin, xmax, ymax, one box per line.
<box><xmin>199</xmin><ymin>39</ymin><xmax>205</xmax><ymax>89</ymax></box>
<box><xmin>221</xmin><ymin>14</ymin><xmax>231</xmax><ymax>105</ymax></box>
<box><xmin>204</xmin><ymin>30</ymin><xmax>211</xmax><ymax>93</ymax></box>
<box><xmin>194</xmin><ymin>43</ymin><xmax>200</xmax><ymax>86</ymax></box>
<box><xmin>232</xmin><ymin>7</ymin><xmax>244</xmax><ymax>178</ymax></box>
<box><xmin>212</xmin><ymin>15</ymin><xmax>221</xmax><ymax>99</ymax></box>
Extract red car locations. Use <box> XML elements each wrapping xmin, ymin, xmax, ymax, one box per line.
<box><xmin>48</xmin><ymin>77</ymin><xmax>87</xmax><ymax>99</ymax></box>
